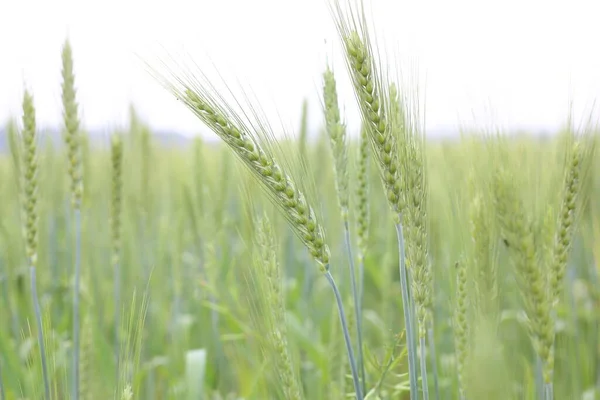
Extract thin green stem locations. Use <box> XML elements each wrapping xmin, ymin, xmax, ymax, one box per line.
<box><xmin>427</xmin><ymin>326</ymin><xmax>439</xmax><ymax>400</ymax></box>
<box><xmin>535</xmin><ymin>356</ymin><xmax>544</xmax><ymax>400</ymax></box>
<box><xmin>325</xmin><ymin>270</ymin><xmax>363</xmax><ymax>400</ymax></box>
<box><xmin>420</xmin><ymin>336</ymin><xmax>429</xmax><ymax>400</ymax></box>
<box><xmin>31</xmin><ymin>267</ymin><xmax>50</xmax><ymax>400</ymax></box>
<box><xmin>0</xmin><ymin>353</ymin><xmax>5</xmax><ymax>400</ymax></box>
<box><xmin>344</xmin><ymin>220</ymin><xmax>366</xmax><ymax>394</ymax></box>
<box><xmin>567</xmin><ymin>267</ymin><xmax>581</xmax><ymax>398</ymax></box>
<box><xmin>544</xmin><ymin>382</ymin><xmax>553</xmax><ymax>400</ymax></box>
<box><xmin>395</xmin><ymin>223</ymin><xmax>419</xmax><ymax>399</ymax></box>
<box><xmin>358</xmin><ymin>254</ymin><xmax>366</xmax><ymax>393</ymax></box>
<box><xmin>114</xmin><ymin>257</ymin><xmax>121</xmax><ymax>385</ymax></box>
<box><xmin>72</xmin><ymin>208</ymin><xmax>81</xmax><ymax>400</ymax></box>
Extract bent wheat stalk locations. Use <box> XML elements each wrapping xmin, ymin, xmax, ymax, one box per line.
<box><xmin>154</xmin><ymin>68</ymin><xmax>363</xmax><ymax>399</ymax></box>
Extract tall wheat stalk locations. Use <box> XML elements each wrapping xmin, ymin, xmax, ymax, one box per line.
<box><xmin>393</xmin><ymin>82</ymin><xmax>431</xmax><ymax>399</ymax></box>
<box><xmin>545</xmin><ymin>133</ymin><xmax>595</xmax><ymax>399</ymax></box>
<box><xmin>0</xmin><ymin>359</ymin><xmax>4</xmax><ymax>400</ymax></box>
<box><xmin>111</xmin><ymin>134</ymin><xmax>124</xmax><ymax>383</ymax></box>
<box><xmin>322</xmin><ymin>66</ymin><xmax>366</xmax><ymax>393</ymax></box>
<box><xmin>21</xmin><ymin>90</ymin><xmax>50</xmax><ymax>400</ymax></box>
<box><xmin>329</xmin><ymin>2</ymin><xmax>419</xmax><ymax>397</ymax></box>
<box><xmin>61</xmin><ymin>39</ymin><xmax>84</xmax><ymax>400</ymax></box>
<box><xmin>494</xmin><ymin>165</ymin><xmax>553</xmax><ymax>400</ymax></box>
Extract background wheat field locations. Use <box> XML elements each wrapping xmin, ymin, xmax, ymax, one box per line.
<box><xmin>1</xmin><ymin>4</ymin><xmax>600</xmax><ymax>400</ymax></box>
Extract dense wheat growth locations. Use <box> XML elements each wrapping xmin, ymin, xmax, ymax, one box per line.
<box><xmin>0</xmin><ymin>2</ymin><xmax>599</xmax><ymax>400</ymax></box>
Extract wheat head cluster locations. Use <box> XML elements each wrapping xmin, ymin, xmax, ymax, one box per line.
<box><xmin>0</xmin><ymin>1</ymin><xmax>599</xmax><ymax>400</ymax></box>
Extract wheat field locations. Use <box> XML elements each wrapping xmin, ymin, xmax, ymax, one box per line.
<box><xmin>1</xmin><ymin>2</ymin><xmax>599</xmax><ymax>400</ymax></box>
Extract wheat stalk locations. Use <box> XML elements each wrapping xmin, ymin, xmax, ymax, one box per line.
<box><xmin>153</xmin><ymin>65</ymin><xmax>362</xmax><ymax>398</ymax></box>
<box><xmin>21</xmin><ymin>90</ymin><xmax>50</xmax><ymax>400</ymax></box>
<box><xmin>61</xmin><ymin>38</ymin><xmax>84</xmax><ymax>400</ymax></box>
<box><xmin>329</xmin><ymin>3</ymin><xmax>419</xmax><ymax>396</ymax></box>
<box><xmin>545</xmin><ymin>134</ymin><xmax>595</xmax><ymax>399</ymax></box>
<box><xmin>494</xmin><ymin>166</ymin><xmax>553</xmax><ymax>399</ymax></box>
<box><xmin>111</xmin><ymin>133</ymin><xmax>124</xmax><ymax>383</ymax></box>
<box><xmin>322</xmin><ymin>66</ymin><xmax>366</xmax><ymax>393</ymax></box>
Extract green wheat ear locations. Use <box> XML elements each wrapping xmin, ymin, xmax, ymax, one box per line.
<box><xmin>322</xmin><ymin>66</ymin><xmax>349</xmax><ymax>221</ymax></box>
<box><xmin>61</xmin><ymin>39</ymin><xmax>83</xmax><ymax>208</ymax></box>
<box><xmin>153</xmin><ymin>58</ymin><xmax>361</xmax><ymax>399</ymax></box>
<box><xmin>453</xmin><ymin>260</ymin><xmax>469</xmax><ymax>400</ymax></box>
<box><xmin>333</xmin><ymin>23</ymin><xmax>403</xmax><ymax>220</ymax></box>
<box><xmin>330</xmin><ymin>3</ymin><xmax>419</xmax><ymax>396</ymax></box>
<box><xmin>251</xmin><ymin>214</ymin><xmax>303</xmax><ymax>400</ymax></box>
<box><xmin>549</xmin><ymin>140</ymin><xmax>585</xmax><ymax>308</ymax></box>
<box><xmin>493</xmin><ymin>166</ymin><xmax>553</xmax><ymax>385</ymax></box>
<box><xmin>355</xmin><ymin>123</ymin><xmax>369</xmax><ymax>258</ymax></box>
<box><xmin>21</xmin><ymin>91</ymin><xmax>39</xmax><ymax>267</ymax></box>
<box><xmin>181</xmin><ymin>88</ymin><xmax>330</xmax><ymax>268</ymax></box>
<box><xmin>111</xmin><ymin>133</ymin><xmax>124</xmax><ymax>380</ymax></box>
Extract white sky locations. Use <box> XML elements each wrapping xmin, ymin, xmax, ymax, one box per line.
<box><xmin>1</xmin><ymin>0</ymin><xmax>599</xmax><ymax>139</ymax></box>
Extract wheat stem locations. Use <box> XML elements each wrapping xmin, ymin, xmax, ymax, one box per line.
<box><xmin>325</xmin><ymin>270</ymin><xmax>363</xmax><ymax>400</ymax></box>
<box><xmin>31</xmin><ymin>267</ymin><xmax>50</xmax><ymax>400</ymax></box>
<box><xmin>427</xmin><ymin>325</ymin><xmax>440</xmax><ymax>400</ymax></box>
<box><xmin>420</xmin><ymin>336</ymin><xmax>429</xmax><ymax>400</ymax></box>
<box><xmin>62</xmin><ymin>39</ymin><xmax>83</xmax><ymax>400</ymax></box>
<box><xmin>0</xmin><ymin>358</ymin><xmax>5</xmax><ymax>400</ymax></box>
<box><xmin>396</xmin><ymin>223</ymin><xmax>419</xmax><ymax>399</ymax></box>
<box><xmin>344</xmin><ymin>221</ymin><xmax>366</xmax><ymax>394</ymax></box>
<box><xmin>72</xmin><ymin>208</ymin><xmax>82</xmax><ymax>400</ymax></box>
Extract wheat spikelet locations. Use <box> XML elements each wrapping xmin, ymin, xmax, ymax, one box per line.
<box><xmin>355</xmin><ymin>124</ymin><xmax>369</xmax><ymax>258</ymax></box>
<box><xmin>322</xmin><ymin>66</ymin><xmax>349</xmax><ymax>221</ymax></box>
<box><xmin>493</xmin><ymin>167</ymin><xmax>553</xmax><ymax>384</ymax></box>
<box><xmin>453</xmin><ymin>261</ymin><xmax>469</xmax><ymax>399</ymax></box>
<box><xmin>21</xmin><ymin>91</ymin><xmax>38</xmax><ymax>268</ymax></box>
<box><xmin>170</xmin><ymin>85</ymin><xmax>330</xmax><ymax>268</ymax></box>
<box><xmin>246</xmin><ymin>215</ymin><xmax>303</xmax><ymax>400</ymax></box>
<box><xmin>549</xmin><ymin>141</ymin><xmax>584</xmax><ymax>308</ymax></box>
<box><xmin>469</xmin><ymin>187</ymin><xmax>498</xmax><ymax>318</ymax></box>
<box><xmin>111</xmin><ymin>133</ymin><xmax>124</xmax><ymax>381</ymax></box>
<box><xmin>330</xmin><ymin>5</ymin><xmax>403</xmax><ymax>220</ymax></box>
<box><xmin>61</xmin><ymin>39</ymin><xmax>83</xmax><ymax>209</ymax></box>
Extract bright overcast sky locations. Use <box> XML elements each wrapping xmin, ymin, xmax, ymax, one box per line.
<box><xmin>1</xmin><ymin>0</ymin><xmax>599</xmax><ymax>138</ymax></box>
